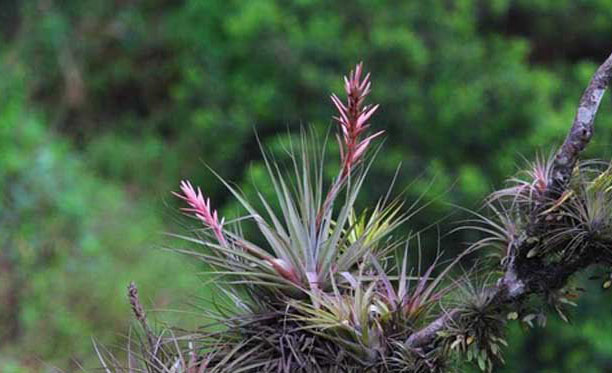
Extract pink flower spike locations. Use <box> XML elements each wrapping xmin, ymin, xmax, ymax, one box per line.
<box><xmin>174</xmin><ymin>180</ymin><xmax>228</xmax><ymax>247</ymax></box>
<box><xmin>330</xmin><ymin>63</ymin><xmax>383</xmax><ymax>176</ymax></box>
<box><xmin>317</xmin><ymin>62</ymin><xmax>383</xmax><ymax>228</ymax></box>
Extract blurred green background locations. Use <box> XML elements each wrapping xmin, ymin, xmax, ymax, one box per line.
<box><xmin>2</xmin><ymin>0</ymin><xmax>612</xmax><ymax>371</ymax></box>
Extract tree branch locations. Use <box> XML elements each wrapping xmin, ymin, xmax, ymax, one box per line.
<box><xmin>406</xmin><ymin>51</ymin><xmax>612</xmax><ymax>350</ymax></box>
<box><xmin>549</xmin><ymin>52</ymin><xmax>612</xmax><ymax>194</ymax></box>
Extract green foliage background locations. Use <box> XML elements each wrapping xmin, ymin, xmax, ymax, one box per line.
<box><xmin>1</xmin><ymin>0</ymin><xmax>612</xmax><ymax>371</ymax></box>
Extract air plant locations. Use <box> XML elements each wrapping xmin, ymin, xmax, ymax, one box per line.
<box><xmin>369</xmin><ymin>251</ymin><xmax>455</xmax><ymax>327</ymax></box>
<box><xmin>441</xmin><ymin>276</ymin><xmax>509</xmax><ymax>373</ymax></box>
<box><xmin>457</xmin><ymin>203</ymin><xmax>523</xmax><ymax>266</ymax></box>
<box><xmin>481</xmin><ymin>156</ymin><xmax>612</xmax><ymax>263</ymax></box>
<box><xmin>152</xmin><ymin>63</ymin><xmax>459</xmax><ymax>371</ymax></box>
<box><xmin>488</xmin><ymin>152</ymin><xmax>556</xmax><ymax>209</ymax></box>
<box><xmin>558</xmin><ymin>164</ymin><xmax>612</xmax><ymax>253</ymax></box>
<box><xmin>171</xmin><ymin>64</ymin><xmax>403</xmax><ymax>299</ymax></box>
<box><xmin>291</xmin><ymin>269</ymin><xmax>385</xmax><ymax>366</ymax></box>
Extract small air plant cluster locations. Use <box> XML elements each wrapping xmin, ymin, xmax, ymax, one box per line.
<box><xmin>485</xmin><ymin>157</ymin><xmax>612</xmax><ymax>275</ymax></box>
<box><xmin>98</xmin><ymin>52</ymin><xmax>612</xmax><ymax>372</ymax></box>
<box><xmin>439</xmin><ymin>276</ymin><xmax>510</xmax><ymax>373</ymax></box>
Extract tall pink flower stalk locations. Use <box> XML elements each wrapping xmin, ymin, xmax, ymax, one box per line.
<box><xmin>316</xmin><ymin>63</ymin><xmax>383</xmax><ymax>227</ymax></box>
<box><xmin>330</xmin><ymin>62</ymin><xmax>384</xmax><ymax>178</ymax></box>
<box><xmin>174</xmin><ymin>180</ymin><xmax>228</xmax><ymax>247</ymax></box>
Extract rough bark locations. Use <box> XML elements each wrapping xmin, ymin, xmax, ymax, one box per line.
<box><xmin>549</xmin><ymin>52</ymin><xmax>612</xmax><ymax>195</ymax></box>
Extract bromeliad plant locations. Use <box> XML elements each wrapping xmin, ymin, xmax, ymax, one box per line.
<box><xmin>172</xmin><ymin>64</ymin><xmax>403</xmax><ymax>299</ymax></box>
<box><xmin>101</xmin><ymin>52</ymin><xmax>612</xmax><ymax>372</ymax></box>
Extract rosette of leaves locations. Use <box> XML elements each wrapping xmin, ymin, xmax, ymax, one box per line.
<box><xmin>96</xmin><ymin>64</ymin><xmax>463</xmax><ymax>372</ymax></box>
